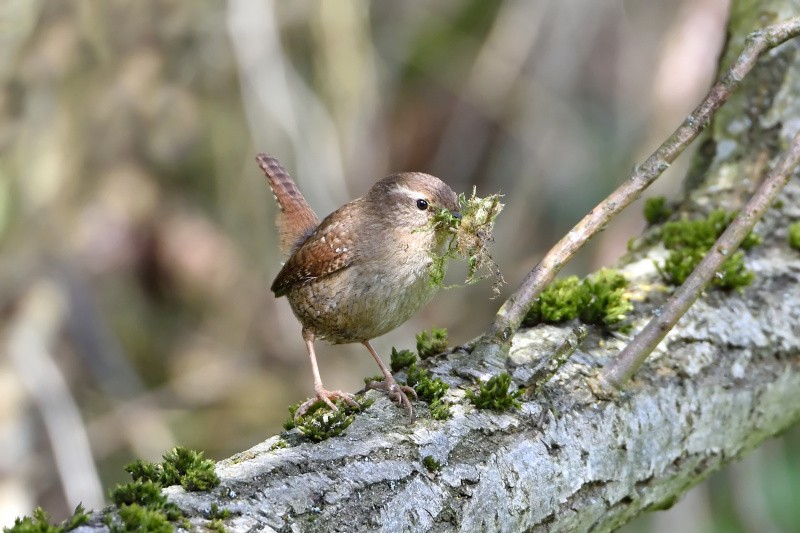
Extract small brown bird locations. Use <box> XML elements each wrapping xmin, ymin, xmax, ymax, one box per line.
<box><xmin>256</xmin><ymin>154</ymin><xmax>461</xmax><ymax>419</ymax></box>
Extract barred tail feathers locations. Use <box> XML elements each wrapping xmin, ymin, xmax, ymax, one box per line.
<box><xmin>256</xmin><ymin>154</ymin><xmax>319</xmax><ymax>257</ymax></box>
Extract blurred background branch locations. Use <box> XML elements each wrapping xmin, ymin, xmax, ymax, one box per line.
<box><xmin>2</xmin><ymin>0</ymin><xmax>798</xmax><ymax>531</ymax></box>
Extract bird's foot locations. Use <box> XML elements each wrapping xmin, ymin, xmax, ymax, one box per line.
<box><xmin>365</xmin><ymin>375</ymin><xmax>417</xmax><ymax>418</ymax></box>
<box><xmin>294</xmin><ymin>388</ymin><xmax>360</xmax><ymax>421</ymax></box>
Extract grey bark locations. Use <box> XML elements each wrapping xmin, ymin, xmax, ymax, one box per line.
<box><xmin>78</xmin><ymin>5</ymin><xmax>800</xmax><ymax>533</ymax></box>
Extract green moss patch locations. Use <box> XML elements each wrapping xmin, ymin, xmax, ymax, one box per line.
<box><xmin>207</xmin><ymin>504</ymin><xmax>231</xmax><ymax>533</ymax></box>
<box><xmin>109</xmin><ymin>480</ymin><xmax>184</xmax><ymax>528</ymax></box>
<box><xmin>390</xmin><ymin>347</ymin><xmax>417</xmax><ymax>372</ymax></box>
<box><xmin>404</xmin><ymin>363</ymin><xmax>452</xmax><ymax>420</ymax></box>
<box><xmin>111</xmin><ymin>480</ymin><xmax>173</xmax><ymax>511</ymax></box>
<box><xmin>661</xmin><ymin>209</ymin><xmax>760</xmax><ymax>250</ymax></box>
<box><xmin>422</xmin><ymin>456</ymin><xmax>443</xmax><ymax>472</ymax></box>
<box><xmin>406</xmin><ymin>364</ymin><xmax>448</xmax><ymax>402</ymax></box>
<box><xmin>789</xmin><ymin>221</ymin><xmax>800</xmax><ymax>250</ymax></box>
<box><xmin>428</xmin><ymin>400</ymin><xmax>453</xmax><ymax>421</ymax></box>
<box><xmin>268</xmin><ymin>438</ymin><xmax>290</xmax><ymax>451</ymax></box>
<box><xmin>416</xmin><ymin>328</ymin><xmax>448</xmax><ymax>359</ymax></box>
<box><xmin>283</xmin><ymin>398</ymin><xmax>371</xmax><ymax>442</ymax></box>
<box><xmin>8</xmin><ymin>447</ymin><xmax>221</xmax><ymax>533</ymax></box>
<box><xmin>643</xmin><ymin>196</ymin><xmax>673</xmax><ymax>225</ymax></box>
<box><xmin>577</xmin><ymin>269</ymin><xmax>633</xmax><ymax>328</ymax></box>
<box><xmin>657</xmin><ymin>209</ymin><xmax>760</xmax><ymax>290</ymax></box>
<box><xmin>523</xmin><ymin>269</ymin><xmax>633</xmax><ymax>331</ymax></box>
<box><xmin>126</xmin><ymin>447</ymin><xmax>220</xmax><ymax>492</ymax></box>
<box><xmin>112</xmin><ymin>504</ymin><xmax>174</xmax><ymax>533</ymax></box>
<box><xmin>105</xmin><ymin>447</ymin><xmax>219</xmax><ymax>531</ymax></box>
<box><xmin>526</xmin><ymin>277</ymin><xmax>582</xmax><ymax>323</ymax></box>
<box><xmin>466</xmin><ymin>372</ymin><xmax>523</xmax><ymax>411</ymax></box>
<box><xmin>4</xmin><ymin>505</ymin><xmax>89</xmax><ymax>533</ymax></box>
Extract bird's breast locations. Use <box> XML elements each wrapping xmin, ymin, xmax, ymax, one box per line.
<box><xmin>286</xmin><ymin>243</ymin><xmax>442</xmax><ymax>344</ymax></box>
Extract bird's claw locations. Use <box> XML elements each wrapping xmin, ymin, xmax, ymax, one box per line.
<box><xmin>294</xmin><ymin>388</ymin><xmax>360</xmax><ymax>421</ymax></box>
<box><xmin>366</xmin><ymin>376</ymin><xmax>416</xmax><ymax>418</ymax></box>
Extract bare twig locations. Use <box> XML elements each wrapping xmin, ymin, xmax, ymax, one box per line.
<box><xmin>525</xmin><ymin>326</ymin><xmax>587</xmax><ymax>397</ymax></box>
<box><xmin>596</xmin><ymin>131</ymin><xmax>800</xmax><ymax>393</ymax></box>
<box><xmin>483</xmin><ymin>17</ymin><xmax>800</xmax><ymax>348</ymax></box>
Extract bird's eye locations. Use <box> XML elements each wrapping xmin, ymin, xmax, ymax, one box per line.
<box><xmin>416</xmin><ymin>199</ymin><xmax>429</xmax><ymax>210</ymax></box>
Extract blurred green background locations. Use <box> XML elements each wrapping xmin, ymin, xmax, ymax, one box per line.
<box><xmin>1</xmin><ymin>0</ymin><xmax>798</xmax><ymax>531</ymax></box>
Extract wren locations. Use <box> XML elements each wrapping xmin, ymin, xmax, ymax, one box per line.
<box><xmin>256</xmin><ymin>154</ymin><xmax>461</xmax><ymax>419</ymax></box>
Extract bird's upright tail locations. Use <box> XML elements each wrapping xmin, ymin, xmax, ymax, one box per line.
<box><xmin>256</xmin><ymin>154</ymin><xmax>320</xmax><ymax>257</ymax></box>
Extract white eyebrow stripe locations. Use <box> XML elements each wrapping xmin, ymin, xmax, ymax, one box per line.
<box><xmin>395</xmin><ymin>186</ymin><xmax>424</xmax><ymax>199</ymax></box>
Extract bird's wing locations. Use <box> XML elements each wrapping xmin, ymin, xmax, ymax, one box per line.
<box><xmin>270</xmin><ymin>204</ymin><xmax>359</xmax><ymax>297</ymax></box>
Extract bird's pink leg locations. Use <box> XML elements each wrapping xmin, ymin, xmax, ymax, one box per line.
<box><xmin>362</xmin><ymin>340</ymin><xmax>417</xmax><ymax>418</ymax></box>
<box><xmin>294</xmin><ymin>329</ymin><xmax>359</xmax><ymax>421</ymax></box>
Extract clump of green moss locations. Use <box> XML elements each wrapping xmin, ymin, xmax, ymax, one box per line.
<box><xmin>643</xmin><ymin>196</ymin><xmax>673</xmax><ymax>225</ymax></box>
<box><xmin>430</xmin><ymin>189</ymin><xmax>505</xmax><ymax>294</ymax></box>
<box><xmin>113</xmin><ymin>504</ymin><xmax>173</xmax><ymax>533</ymax></box>
<box><xmin>428</xmin><ymin>400</ymin><xmax>453</xmax><ymax>421</ymax></box>
<box><xmin>406</xmin><ymin>364</ymin><xmax>448</xmax><ymax>402</ymax></box>
<box><xmin>416</xmin><ymin>328</ymin><xmax>448</xmax><ymax>359</ymax></box>
<box><xmin>422</xmin><ymin>456</ymin><xmax>443</xmax><ymax>473</ymax></box>
<box><xmin>466</xmin><ymin>372</ymin><xmax>523</xmax><ymax>411</ymax></box>
<box><xmin>362</xmin><ymin>374</ymin><xmax>384</xmax><ymax>386</ymax></box>
<box><xmin>657</xmin><ymin>209</ymin><xmax>760</xmax><ymax>290</ymax></box>
<box><xmin>283</xmin><ymin>398</ymin><xmax>370</xmax><ymax>442</ymax></box>
<box><xmin>104</xmin><ymin>447</ymin><xmax>219</xmax><ymax>531</ymax></box>
<box><xmin>106</xmin><ymin>486</ymin><xmax>174</xmax><ymax>532</ymax></box>
<box><xmin>9</xmin><ymin>447</ymin><xmax>220</xmax><ymax>533</ymax></box>
<box><xmin>661</xmin><ymin>209</ymin><xmax>760</xmax><ymax>250</ymax></box>
<box><xmin>577</xmin><ymin>269</ymin><xmax>633</xmax><ymax>329</ymax></box>
<box><xmin>404</xmin><ymin>363</ymin><xmax>452</xmax><ymax>420</ymax></box>
<box><xmin>209</xmin><ymin>519</ymin><xmax>229</xmax><ymax>533</ymax></box>
<box><xmin>660</xmin><ymin>248</ymin><xmax>753</xmax><ymax>289</ymax></box>
<box><xmin>523</xmin><ymin>269</ymin><xmax>633</xmax><ymax>331</ymax></box>
<box><xmin>209</xmin><ymin>504</ymin><xmax>231</xmax><ymax>521</ymax></box>
<box><xmin>283</xmin><ymin>401</ymin><xmax>303</xmax><ymax>431</ymax></box>
<box><xmin>268</xmin><ymin>438</ymin><xmax>290</xmax><ymax>451</ymax></box>
<box><xmin>110</xmin><ymin>480</ymin><xmax>183</xmax><ymax>523</ymax></box>
<box><xmin>4</xmin><ymin>505</ymin><xmax>89</xmax><ymax>533</ymax></box>
<box><xmin>112</xmin><ymin>480</ymin><xmax>168</xmax><ymax>510</ymax></box>
<box><xmin>126</xmin><ymin>446</ymin><xmax>220</xmax><ymax>492</ymax></box>
<box><xmin>207</xmin><ymin>503</ymin><xmax>231</xmax><ymax>533</ymax></box>
<box><xmin>390</xmin><ymin>347</ymin><xmax>417</xmax><ymax>372</ymax></box>
<box><xmin>789</xmin><ymin>222</ymin><xmax>800</xmax><ymax>250</ymax></box>
<box><xmin>526</xmin><ymin>277</ymin><xmax>582</xmax><ymax>323</ymax></box>
<box><xmin>297</xmin><ymin>405</ymin><xmax>355</xmax><ymax>442</ymax></box>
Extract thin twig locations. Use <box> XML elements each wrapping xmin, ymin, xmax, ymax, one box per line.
<box><xmin>483</xmin><ymin>17</ymin><xmax>800</xmax><ymax>347</ymax></box>
<box><xmin>526</xmin><ymin>326</ymin><xmax>587</xmax><ymax>398</ymax></box>
<box><xmin>596</xmin><ymin>131</ymin><xmax>800</xmax><ymax>393</ymax></box>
